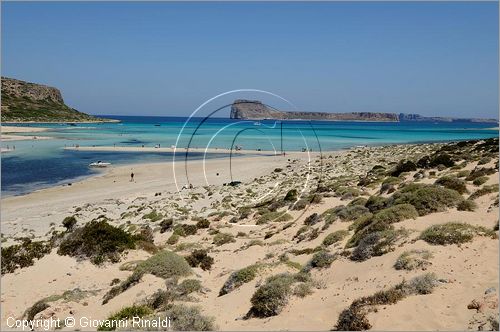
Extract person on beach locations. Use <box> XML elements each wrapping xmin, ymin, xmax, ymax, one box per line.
<box><xmin>130</xmin><ymin>172</ymin><xmax>135</xmax><ymax>182</ymax></box>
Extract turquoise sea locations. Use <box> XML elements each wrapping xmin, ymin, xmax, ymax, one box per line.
<box><xmin>2</xmin><ymin>115</ymin><xmax>498</xmax><ymax>196</ymax></box>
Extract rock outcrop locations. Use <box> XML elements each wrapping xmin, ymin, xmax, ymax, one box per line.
<box><xmin>1</xmin><ymin>77</ymin><xmax>113</xmax><ymax>122</ymax></box>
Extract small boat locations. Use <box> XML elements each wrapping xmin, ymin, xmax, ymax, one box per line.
<box><xmin>253</xmin><ymin>121</ymin><xmax>261</xmax><ymax>126</ymax></box>
<box><xmin>89</xmin><ymin>161</ymin><xmax>111</xmax><ymax>168</ymax></box>
<box><xmin>154</xmin><ymin>124</ymin><xmax>161</xmax><ymax>127</ymax></box>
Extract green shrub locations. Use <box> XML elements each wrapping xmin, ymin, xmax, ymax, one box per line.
<box><xmin>365</xmin><ymin>196</ymin><xmax>389</xmax><ymax>213</ymax></box>
<box><xmin>159</xmin><ymin>218</ymin><xmax>173</xmax><ymax>233</ymax></box>
<box><xmin>390</xmin><ymin>160</ymin><xmax>417</xmax><ymax>177</ymax></box>
<box><xmin>248</xmin><ymin>274</ymin><xmax>295</xmax><ymax>317</ymax></box>
<box><xmin>394</xmin><ymin>250</ymin><xmax>433</xmax><ymax>270</ymax></box>
<box><xmin>195</xmin><ymin>219</ymin><xmax>210</xmax><ymax>229</ymax></box>
<box><xmin>304</xmin><ymin>213</ymin><xmax>322</xmax><ymax>226</ymax></box>
<box><xmin>289</xmin><ymin>247</ymin><xmax>322</xmax><ymax>256</ymax></box>
<box><xmin>256</xmin><ymin>211</ymin><xmax>293</xmax><ymax>224</ymax></box>
<box><xmin>350</xmin><ymin>229</ymin><xmax>408</xmax><ymax>262</ymax></box>
<box><xmin>98</xmin><ymin>305</ymin><xmax>153</xmax><ymax>331</ymax></box>
<box><xmin>2</xmin><ymin>239</ymin><xmax>52</xmax><ymax>274</ymax></box>
<box><xmin>473</xmin><ymin>176</ymin><xmax>489</xmax><ymax>186</ymax></box>
<box><xmin>23</xmin><ymin>300</ymin><xmax>50</xmax><ymax>321</ymax></box>
<box><xmin>177</xmin><ymin>279</ymin><xmax>202</xmax><ymax>295</ymax></box>
<box><xmin>420</xmin><ymin>222</ymin><xmax>496</xmax><ymax>245</ymax></box>
<box><xmin>322</xmin><ymin>230</ymin><xmax>350</xmax><ymax>246</ymax></box>
<box><xmin>334</xmin><ymin>305</ymin><xmax>371</xmax><ymax>331</ymax></box>
<box><xmin>102</xmin><ymin>270</ymin><xmax>143</xmax><ymax>304</ymax></box>
<box><xmin>219</xmin><ymin>264</ymin><xmax>261</xmax><ymax>296</ymax></box>
<box><xmin>429</xmin><ymin>153</ymin><xmax>454</xmax><ymax>168</ymax></box>
<box><xmin>478</xmin><ymin>156</ymin><xmax>492</xmax><ymax>165</ymax></box>
<box><xmin>382</xmin><ymin>176</ymin><xmax>402</xmax><ymax>185</ymax></box>
<box><xmin>392</xmin><ymin>184</ymin><xmax>463</xmax><ymax>215</ymax></box>
<box><xmin>143</xmin><ymin>210</ymin><xmax>163</xmax><ymax>222</ymax></box>
<box><xmin>371</xmin><ymin>204</ymin><xmax>418</xmax><ymax>224</ymax></box>
<box><xmin>284</xmin><ymin>189</ymin><xmax>298</xmax><ymax>201</ymax></box>
<box><xmin>167</xmin><ymin>234</ymin><xmax>180</xmax><ymax>245</ymax></box>
<box><xmin>62</xmin><ymin>216</ymin><xmax>77</xmax><ymax>230</ymax></box>
<box><xmin>293</xmin><ymin>283</ymin><xmax>313</xmax><ymax>298</ymax></box>
<box><xmin>309</xmin><ymin>250</ymin><xmax>336</xmax><ymax>268</ymax></box>
<box><xmin>457</xmin><ymin>170</ymin><xmax>471</xmax><ymax>178</ymax></box>
<box><xmin>136</xmin><ymin>250</ymin><xmax>191</xmax><ymax>279</ymax></box>
<box><xmin>213</xmin><ymin>232</ymin><xmax>235</xmax><ymax>246</ymax></box>
<box><xmin>185</xmin><ymin>249</ymin><xmax>214</xmax><ymax>271</ymax></box>
<box><xmin>468</xmin><ymin>184</ymin><xmax>499</xmax><ymax>200</ymax></box>
<box><xmin>160</xmin><ymin>304</ymin><xmax>216</xmax><ymax>331</ymax></box>
<box><xmin>435</xmin><ymin>176</ymin><xmax>468</xmax><ymax>194</ymax></box>
<box><xmin>457</xmin><ymin>199</ymin><xmax>477</xmax><ymax>211</ymax></box>
<box><xmin>332</xmin><ymin>205</ymin><xmax>371</xmax><ymax>221</ymax></box>
<box><xmin>466</xmin><ymin>167</ymin><xmax>496</xmax><ymax>181</ymax></box>
<box><xmin>348</xmin><ymin>197</ymin><xmax>368</xmax><ymax>206</ymax></box>
<box><xmin>58</xmin><ymin>220</ymin><xmax>136</xmax><ymax>264</ymax></box>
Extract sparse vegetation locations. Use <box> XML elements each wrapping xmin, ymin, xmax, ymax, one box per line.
<box><xmin>185</xmin><ymin>249</ymin><xmax>214</xmax><ymax>271</ymax></box>
<box><xmin>213</xmin><ymin>232</ymin><xmax>235</xmax><ymax>246</ymax></box>
<box><xmin>420</xmin><ymin>222</ymin><xmax>496</xmax><ymax>245</ymax></box>
<box><xmin>2</xmin><ymin>239</ymin><xmax>52</xmax><ymax>274</ymax></box>
<box><xmin>435</xmin><ymin>176</ymin><xmax>468</xmax><ymax>194</ymax></box>
<box><xmin>219</xmin><ymin>264</ymin><xmax>261</xmax><ymax>296</ymax></box>
<box><xmin>394</xmin><ymin>250</ymin><xmax>433</xmax><ymax>270</ymax></box>
<box><xmin>136</xmin><ymin>250</ymin><xmax>191</xmax><ymax>279</ymax></box>
<box><xmin>58</xmin><ymin>220</ymin><xmax>136</xmax><ymax>264</ymax></box>
<box><xmin>322</xmin><ymin>230</ymin><xmax>350</xmax><ymax>246</ymax></box>
<box><xmin>392</xmin><ymin>184</ymin><xmax>463</xmax><ymax>215</ymax></box>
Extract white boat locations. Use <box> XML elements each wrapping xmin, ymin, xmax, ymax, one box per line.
<box><xmin>89</xmin><ymin>161</ymin><xmax>111</xmax><ymax>168</ymax></box>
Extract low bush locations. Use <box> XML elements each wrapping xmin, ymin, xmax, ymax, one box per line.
<box><xmin>195</xmin><ymin>219</ymin><xmax>210</xmax><ymax>229</ymax></box>
<box><xmin>309</xmin><ymin>250</ymin><xmax>336</xmax><ymax>268</ymax></box>
<box><xmin>334</xmin><ymin>205</ymin><xmax>371</xmax><ymax>221</ymax></box>
<box><xmin>58</xmin><ymin>220</ymin><xmax>136</xmax><ymax>264</ymax></box>
<box><xmin>185</xmin><ymin>249</ymin><xmax>214</xmax><ymax>271</ymax></box>
<box><xmin>392</xmin><ymin>184</ymin><xmax>463</xmax><ymax>216</ymax></box>
<box><xmin>284</xmin><ymin>189</ymin><xmax>298</xmax><ymax>202</ymax></box>
<box><xmin>304</xmin><ymin>213</ymin><xmax>322</xmax><ymax>226</ymax></box>
<box><xmin>62</xmin><ymin>216</ymin><xmax>77</xmax><ymax>230</ymax></box>
<box><xmin>177</xmin><ymin>279</ymin><xmax>202</xmax><ymax>295</ymax></box>
<box><xmin>457</xmin><ymin>199</ymin><xmax>477</xmax><ymax>211</ymax></box>
<box><xmin>256</xmin><ymin>211</ymin><xmax>293</xmax><ymax>224</ymax></box>
<box><xmin>159</xmin><ymin>218</ymin><xmax>173</xmax><ymax>233</ymax></box>
<box><xmin>322</xmin><ymin>230</ymin><xmax>350</xmax><ymax>246</ymax></box>
<box><xmin>435</xmin><ymin>176</ymin><xmax>468</xmax><ymax>194</ymax></box>
<box><xmin>136</xmin><ymin>250</ymin><xmax>191</xmax><ymax>279</ymax></box>
<box><xmin>472</xmin><ymin>176</ymin><xmax>489</xmax><ymax>186</ymax></box>
<box><xmin>428</xmin><ymin>153</ymin><xmax>454</xmax><ymax>168</ymax></box>
<box><xmin>98</xmin><ymin>305</ymin><xmax>153</xmax><ymax>331</ymax></box>
<box><xmin>364</xmin><ymin>196</ymin><xmax>389</xmax><ymax>213</ymax></box>
<box><xmin>334</xmin><ymin>273</ymin><xmax>439</xmax><ymax>331</ymax></box>
<box><xmin>219</xmin><ymin>264</ymin><xmax>261</xmax><ymax>296</ymax></box>
<box><xmin>102</xmin><ymin>270</ymin><xmax>143</xmax><ymax>304</ymax></box>
<box><xmin>420</xmin><ymin>222</ymin><xmax>496</xmax><ymax>245</ymax></box>
<box><xmin>394</xmin><ymin>250</ymin><xmax>433</xmax><ymax>271</ymax></box>
<box><xmin>2</xmin><ymin>239</ymin><xmax>52</xmax><ymax>274</ymax></box>
<box><xmin>466</xmin><ymin>167</ymin><xmax>496</xmax><ymax>181</ymax></box>
<box><xmin>390</xmin><ymin>160</ymin><xmax>417</xmax><ymax>177</ymax></box>
<box><xmin>213</xmin><ymin>232</ymin><xmax>235</xmax><ymax>246</ymax></box>
<box><xmin>248</xmin><ymin>274</ymin><xmax>295</xmax><ymax>317</ymax></box>
<box><xmin>143</xmin><ymin>210</ymin><xmax>163</xmax><ymax>222</ymax></box>
<box><xmin>350</xmin><ymin>229</ymin><xmax>408</xmax><ymax>262</ymax></box>
<box><xmin>371</xmin><ymin>204</ymin><xmax>418</xmax><ymax>224</ymax></box>
<box><xmin>162</xmin><ymin>304</ymin><xmax>216</xmax><ymax>331</ymax></box>
<box><xmin>167</xmin><ymin>234</ymin><xmax>180</xmax><ymax>245</ymax></box>
<box><xmin>468</xmin><ymin>184</ymin><xmax>499</xmax><ymax>200</ymax></box>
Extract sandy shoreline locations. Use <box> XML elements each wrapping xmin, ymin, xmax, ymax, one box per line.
<box><xmin>64</xmin><ymin>145</ymin><xmax>294</xmax><ymax>155</ymax></box>
<box><xmin>1</xmin><ymin>125</ymin><xmax>54</xmax><ymax>142</ymax></box>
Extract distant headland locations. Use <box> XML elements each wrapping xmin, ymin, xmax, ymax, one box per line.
<box><xmin>1</xmin><ymin>77</ymin><xmax>117</xmax><ymax>123</ymax></box>
<box><xmin>230</xmin><ymin>99</ymin><xmax>498</xmax><ymax>123</ymax></box>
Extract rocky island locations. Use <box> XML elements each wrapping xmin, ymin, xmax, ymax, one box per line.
<box><xmin>230</xmin><ymin>99</ymin><xmax>499</xmax><ymax>123</ymax></box>
<box><xmin>1</xmin><ymin>77</ymin><xmax>115</xmax><ymax>123</ymax></box>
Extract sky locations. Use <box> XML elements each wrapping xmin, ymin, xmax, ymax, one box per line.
<box><xmin>1</xmin><ymin>2</ymin><xmax>498</xmax><ymax>118</ymax></box>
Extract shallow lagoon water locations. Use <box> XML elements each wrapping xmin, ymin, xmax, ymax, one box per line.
<box><xmin>2</xmin><ymin>116</ymin><xmax>498</xmax><ymax>196</ymax></box>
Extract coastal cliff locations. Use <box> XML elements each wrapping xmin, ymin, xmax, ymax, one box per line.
<box><xmin>230</xmin><ymin>99</ymin><xmax>498</xmax><ymax>123</ymax></box>
<box><xmin>1</xmin><ymin>77</ymin><xmax>113</xmax><ymax>122</ymax></box>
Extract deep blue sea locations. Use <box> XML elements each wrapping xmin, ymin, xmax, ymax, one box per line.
<box><xmin>2</xmin><ymin>115</ymin><xmax>498</xmax><ymax>196</ymax></box>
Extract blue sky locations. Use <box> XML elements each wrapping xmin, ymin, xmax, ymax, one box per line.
<box><xmin>2</xmin><ymin>2</ymin><xmax>498</xmax><ymax>118</ymax></box>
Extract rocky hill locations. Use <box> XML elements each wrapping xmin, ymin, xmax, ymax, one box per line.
<box><xmin>230</xmin><ymin>100</ymin><xmax>498</xmax><ymax>123</ymax></box>
<box><xmin>1</xmin><ymin>77</ymin><xmax>113</xmax><ymax>122</ymax></box>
